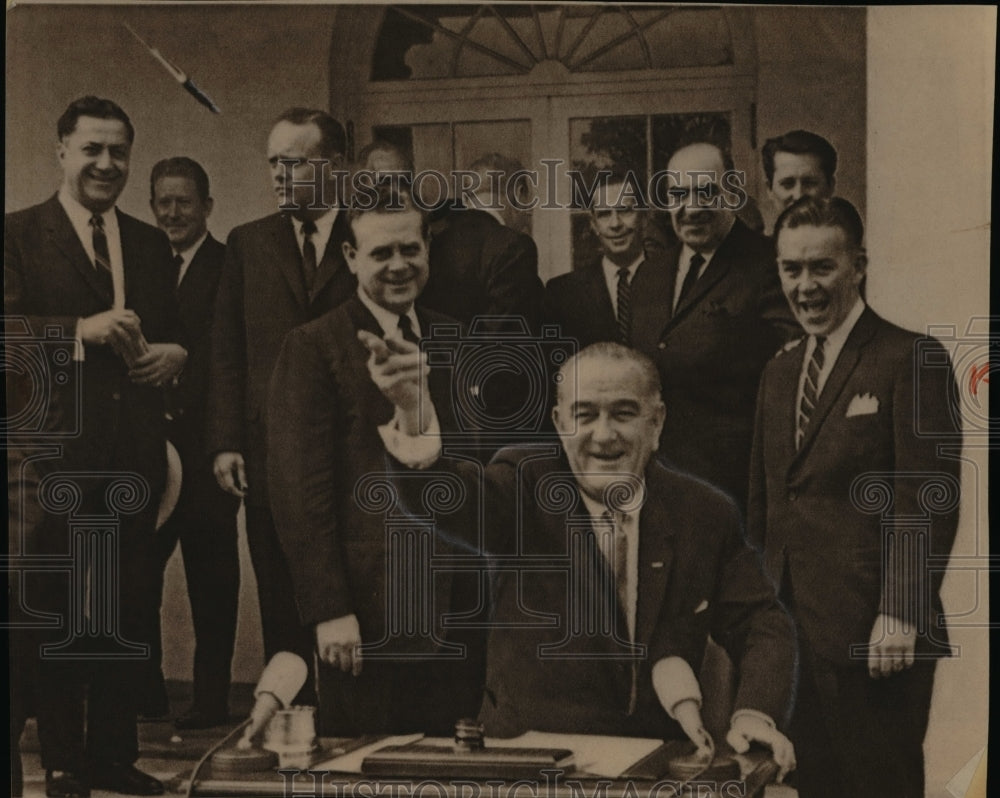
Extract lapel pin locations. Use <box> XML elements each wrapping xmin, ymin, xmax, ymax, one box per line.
<box><xmin>651</xmin><ymin>561</ymin><xmax>664</xmax><ymax>569</ymax></box>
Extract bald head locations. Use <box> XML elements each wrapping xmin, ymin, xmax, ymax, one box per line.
<box><xmin>666</xmin><ymin>142</ymin><xmax>736</xmax><ymax>253</ymax></box>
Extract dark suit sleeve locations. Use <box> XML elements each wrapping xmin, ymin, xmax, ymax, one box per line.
<box><xmin>267</xmin><ymin>326</ymin><xmax>353</xmax><ymax>625</ymax></box>
<box><xmin>757</xmin><ymin>258</ymin><xmax>801</xmax><ymax>345</ymax></box>
<box><xmin>746</xmin><ymin>371</ymin><xmax>769</xmax><ymax>551</ymax></box>
<box><xmin>205</xmin><ymin>229</ymin><xmax>248</xmax><ymax>456</ymax></box>
<box><xmin>709</xmin><ymin>501</ymin><xmax>796</xmax><ymax>726</ymax></box>
<box><xmin>880</xmin><ymin>337</ymin><xmax>961</xmax><ymax>621</ymax></box>
<box><xmin>480</xmin><ymin>233</ymin><xmax>543</xmax><ymax>330</ymax></box>
<box><xmin>4</xmin><ymin>212</ymin><xmax>79</xmax><ymax>338</ymax></box>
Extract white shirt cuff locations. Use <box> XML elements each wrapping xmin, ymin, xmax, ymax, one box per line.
<box><xmin>378</xmin><ymin>409</ymin><xmax>442</xmax><ymax>469</ymax></box>
<box><xmin>73</xmin><ymin>319</ymin><xmax>85</xmax><ymax>362</ymax></box>
<box><xmin>730</xmin><ymin>708</ymin><xmax>776</xmax><ymax>728</ymax></box>
<box><xmin>652</xmin><ymin>656</ymin><xmax>703</xmax><ymax>718</ymax></box>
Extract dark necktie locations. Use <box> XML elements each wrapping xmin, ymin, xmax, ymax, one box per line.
<box><xmin>301</xmin><ymin>219</ymin><xmax>318</xmax><ymax>289</ymax></box>
<box><xmin>172</xmin><ymin>253</ymin><xmax>185</xmax><ymax>287</ymax></box>
<box><xmin>397</xmin><ymin>313</ymin><xmax>419</xmax><ymax>346</ymax></box>
<box><xmin>616</xmin><ymin>266</ymin><xmax>632</xmax><ymax>345</ymax></box>
<box><xmin>797</xmin><ymin>335</ymin><xmax>827</xmax><ymax>449</ymax></box>
<box><xmin>89</xmin><ymin>213</ymin><xmax>114</xmax><ymax>297</ymax></box>
<box><xmin>675</xmin><ymin>251</ymin><xmax>705</xmax><ymax>310</ymax></box>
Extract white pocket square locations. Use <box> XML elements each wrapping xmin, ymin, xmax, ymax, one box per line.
<box><xmin>694</xmin><ymin>599</ymin><xmax>709</xmax><ymax>614</ymax></box>
<box><xmin>845</xmin><ymin>392</ymin><xmax>880</xmax><ymax>417</ymax></box>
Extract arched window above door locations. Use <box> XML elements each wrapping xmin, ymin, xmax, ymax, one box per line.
<box><xmin>371</xmin><ymin>4</ymin><xmax>735</xmax><ymax>81</ymax></box>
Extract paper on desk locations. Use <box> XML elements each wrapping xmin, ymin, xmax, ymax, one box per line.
<box><xmin>488</xmin><ymin>731</ymin><xmax>663</xmax><ymax>778</ymax></box>
<box><xmin>313</xmin><ymin>733</ymin><xmax>424</xmax><ymax>773</ymax></box>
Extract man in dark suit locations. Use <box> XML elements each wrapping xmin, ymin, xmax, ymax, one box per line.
<box><xmin>748</xmin><ymin>197</ymin><xmax>961</xmax><ymax>798</ymax></box>
<box><xmin>4</xmin><ymin>96</ymin><xmax>185</xmax><ymax>797</ymax></box>
<box><xmin>370</xmin><ymin>341</ymin><xmax>797</xmax><ymax>777</ymax></box>
<box><xmin>267</xmin><ymin>185</ymin><xmax>483</xmax><ymax>735</ymax></box>
<box><xmin>421</xmin><ymin>153</ymin><xmax>543</xmax><ymax>331</ymax></box>
<box><xmin>546</xmin><ymin>151</ymin><xmax>797</xmax><ymax>507</ymax></box>
<box><xmin>207</xmin><ymin>108</ymin><xmax>355</xmax><ymax>701</ymax></box>
<box><xmin>144</xmin><ymin>157</ymin><xmax>240</xmax><ymax>730</ymax></box>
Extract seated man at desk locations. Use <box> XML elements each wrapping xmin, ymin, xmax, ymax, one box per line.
<box><xmin>361</xmin><ymin>338</ymin><xmax>797</xmax><ymax>779</ymax></box>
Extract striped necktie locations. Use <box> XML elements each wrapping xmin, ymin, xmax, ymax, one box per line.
<box><xmin>616</xmin><ymin>266</ymin><xmax>632</xmax><ymax>345</ymax></box>
<box><xmin>89</xmin><ymin>213</ymin><xmax>114</xmax><ymax>297</ymax></box>
<box><xmin>797</xmin><ymin>335</ymin><xmax>827</xmax><ymax>448</ymax></box>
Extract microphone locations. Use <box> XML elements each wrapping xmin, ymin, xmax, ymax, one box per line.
<box><xmin>205</xmin><ymin>652</ymin><xmax>309</xmax><ymax>778</ymax></box>
<box><xmin>239</xmin><ymin>651</ymin><xmax>309</xmax><ymax>748</ymax></box>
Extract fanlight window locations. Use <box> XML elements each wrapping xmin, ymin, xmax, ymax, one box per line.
<box><xmin>371</xmin><ymin>4</ymin><xmax>734</xmax><ymax>80</ymax></box>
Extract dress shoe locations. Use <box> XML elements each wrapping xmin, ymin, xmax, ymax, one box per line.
<box><xmin>88</xmin><ymin>763</ymin><xmax>163</xmax><ymax>796</ymax></box>
<box><xmin>45</xmin><ymin>770</ymin><xmax>90</xmax><ymax>798</ymax></box>
<box><xmin>174</xmin><ymin>707</ymin><xmax>230</xmax><ymax>730</ymax></box>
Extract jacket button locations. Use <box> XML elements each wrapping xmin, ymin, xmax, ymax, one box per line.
<box><xmin>111</xmin><ymin>391</ymin><xmax>121</xmax><ymax>401</ymax></box>
<box><xmin>658</xmin><ymin>341</ymin><xmax>667</xmax><ymax>350</ymax></box>
<box><xmin>788</xmin><ymin>490</ymin><xmax>797</xmax><ymax>502</ymax></box>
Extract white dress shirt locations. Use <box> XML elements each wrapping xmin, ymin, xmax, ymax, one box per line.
<box><xmin>291</xmin><ymin>208</ymin><xmax>339</xmax><ymax>264</ymax></box>
<box><xmin>59</xmin><ymin>186</ymin><xmax>125</xmax><ymax>309</ymax></box>
<box><xmin>174</xmin><ymin>231</ymin><xmax>209</xmax><ymax>287</ymax></box>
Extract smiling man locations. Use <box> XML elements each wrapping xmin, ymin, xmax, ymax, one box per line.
<box><xmin>145</xmin><ymin>158</ymin><xmax>239</xmax><ymax>731</ymax></box>
<box><xmin>761</xmin><ymin>130</ymin><xmax>837</xmax><ymax>213</ymax></box>
<box><xmin>749</xmin><ymin>196</ymin><xmax>961</xmax><ymax>798</ymax></box>
<box><xmin>5</xmin><ymin>95</ymin><xmax>185</xmax><ymax>797</ymax></box>
<box><xmin>266</xmin><ymin>185</ymin><xmax>484</xmax><ymax>736</ymax></box>
<box><xmin>368</xmin><ymin>340</ymin><xmax>797</xmax><ymax>777</ymax></box>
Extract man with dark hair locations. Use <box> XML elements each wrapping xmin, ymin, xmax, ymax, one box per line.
<box><xmin>761</xmin><ymin>129</ymin><xmax>837</xmax><ymax>211</ymax></box>
<box><xmin>5</xmin><ymin>95</ymin><xmax>184</xmax><ymax>797</ymax></box>
<box><xmin>146</xmin><ymin>157</ymin><xmax>239</xmax><ymax>730</ymax></box>
<box><xmin>267</xmin><ymin>185</ymin><xmax>483</xmax><ymax>735</ymax></box>
<box><xmin>749</xmin><ymin>196</ymin><xmax>960</xmax><ymax>798</ymax></box>
<box><xmin>207</xmin><ymin>107</ymin><xmax>355</xmax><ymax>704</ymax></box>
<box><xmin>367</xmin><ymin>340</ymin><xmax>797</xmax><ymax>779</ymax></box>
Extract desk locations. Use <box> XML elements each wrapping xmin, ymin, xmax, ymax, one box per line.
<box><xmin>178</xmin><ymin>738</ymin><xmax>779</xmax><ymax>797</ymax></box>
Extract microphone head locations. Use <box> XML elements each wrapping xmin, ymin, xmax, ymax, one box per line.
<box><xmin>254</xmin><ymin>651</ymin><xmax>308</xmax><ymax>708</ymax></box>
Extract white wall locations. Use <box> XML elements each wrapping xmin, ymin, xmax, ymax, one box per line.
<box><xmin>868</xmin><ymin>7</ymin><xmax>993</xmax><ymax>797</ymax></box>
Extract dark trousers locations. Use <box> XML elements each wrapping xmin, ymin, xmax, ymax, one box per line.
<box><xmin>792</xmin><ymin>635</ymin><xmax>936</xmax><ymax>798</ymax></box>
<box><xmin>148</xmin><ymin>434</ymin><xmax>240</xmax><ymax>715</ymax></box>
<box><xmin>26</xmin><ymin>504</ymin><xmax>158</xmax><ymax>772</ymax></box>
<box><xmin>244</xmin><ymin>504</ymin><xmax>316</xmax><ymax>705</ymax></box>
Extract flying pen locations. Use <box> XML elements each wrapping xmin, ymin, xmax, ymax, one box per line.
<box><xmin>124</xmin><ymin>23</ymin><xmax>220</xmax><ymax>113</ymax></box>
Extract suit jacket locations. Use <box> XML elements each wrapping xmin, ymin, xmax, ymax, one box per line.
<box><xmin>422</xmin><ymin>207</ymin><xmax>542</xmax><ymax>331</ymax></box>
<box><xmin>4</xmin><ymin>194</ymin><xmax>178</xmax><ymax>491</ymax></box>
<box><xmin>545</xmin><ymin>220</ymin><xmax>799</xmax><ymax>505</ymax></box>
<box><xmin>205</xmin><ymin>211</ymin><xmax>356</xmax><ymax>507</ymax></box>
<box><xmin>392</xmin><ymin>445</ymin><xmax>796</xmax><ymax>738</ymax></box>
<box><xmin>267</xmin><ymin>294</ymin><xmax>476</xmax><ymax>651</ymax></box>
<box><xmin>748</xmin><ymin>307</ymin><xmax>961</xmax><ymax>665</ymax></box>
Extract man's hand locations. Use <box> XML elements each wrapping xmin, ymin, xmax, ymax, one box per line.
<box><xmin>726</xmin><ymin>714</ymin><xmax>796</xmax><ymax>783</ymax></box>
<box><xmin>867</xmin><ymin>613</ymin><xmax>916</xmax><ymax>679</ymax></box>
<box><xmin>213</xmin><ymin>451</ymin><xmax>247</xmax><ymax>497</ymax></box>
<box><xmin>316</xmin><ymin>614</ymin><xmax>362</xmax><ymax>676</ymax></box>
<box><xmin>358</xmin><ymin>330</ymin><xmax>431</xmax><ymax>435</ymax></box>
<box><xmin>128</xmin><ymin>343</ymin><xmax>188</xmax><ymax>386</ymax></box>
<box><xmin>78</xmin><ymin>309</ymin><xmax>142</xmax><ymax>350</ymax></box>
<box><xmin>672</xmin><ymin>698</ymin><xmax>714</xmax><ymax>760</ymax></box>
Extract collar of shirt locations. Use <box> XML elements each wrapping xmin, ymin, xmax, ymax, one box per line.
<box><xmin>601</xmin><ymin>252</ymin><xmax>645</xmax><ymax>315</ymax></box>
<box><xmin>800</xmin><ymin>298</ymin><xmax>867</xmax><ymax>396</ymax></box>
<box><xmin>356</xmin><ymin>287</ymin><xmax>421</xmax><ymax>341</ymax></box>
<box><xmin>58</xmin><ymin>186</ymin><xmax>124</xmax><ymax>308</ymax></box>
<box><xmin>291</xmin><ymin>207</ymin><xmax>340</xmax><ymax>263</ymax></box>
<box><xmin>174</xmin><ymin>231</ymin><xmax>209</xmax><ymax>287</ymax></box>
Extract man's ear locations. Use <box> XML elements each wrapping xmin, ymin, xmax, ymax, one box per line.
<box><xmin>551</xmin><ymin>404</ymin><xmax>563</xmax><ymax>433</ymax></box>
<box><xmin>341</xmin><ymin>239</ymin><xmax>357</xmax><ymax>273</ymax></box>
<box><xmin>853</xmin><ymin>247</ymin><xmax>868</xmax><ymax>284</ymax></box>
<box><xmin>204</xmin><ymin>197</ymin><xmax>215</xmax><ymax>218</ymax></box>
<box><xmin>651</xmin><ymin>400</ymin><xmax>666</xmax><ymax>451</ymax></box>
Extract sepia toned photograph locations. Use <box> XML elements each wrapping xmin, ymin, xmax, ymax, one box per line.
<box><xmin>4</xmin><ymin>3</ymin><xmax>992</xmax><ymax>797</ymax></box>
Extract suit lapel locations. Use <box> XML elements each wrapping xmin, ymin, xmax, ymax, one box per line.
<box><xmin>41</xmin><ymin>196</ymin><xmax>114</xmax><ymax>305</ymax></box>
<box><xmin>772</xmin><ymin>340</ymin><xmax>806</xmax><ymax>467</ymax></box>
<box><xmin>272</xmin><ymin>214</ymin><xmax>309</xmax><ymax>308</ymax></box>
<box><xmin>635</xmin><ymin>477</ymin><xmax>674</xmax><ymax>648</ymax></box>
<box><xmin>309</xmin><ymin>208</ymin><xmax>348</xmax><ymax>303</ymax></box>
<box><xmin>629</xmin><ymin>253</ymin><xmax>674</xmax><ymax>352</ymax></box>
<box><xmin>580</xmin><ymin>261</ymin><xmax>618</xmax><ymax>339</ymax></box>
<box><xmin>793</xmin><ymin>308</ymin><xmax>880</xmax><ymax>464</ymax></box>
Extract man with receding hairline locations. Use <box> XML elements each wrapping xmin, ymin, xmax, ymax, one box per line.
<box><xmin>207</xmin><ymin>107</ymin><xmax>356</xmax><ymax>705</ymax></box>
<box><xmin>761</xmin><ymin>129</ymin><xmax>837</xmax><ymax>213</ymax></box>
<box><xmin>368</xmin><ymin>340</ymin><xmax>798</xmax><ymax>777</ymax></box>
